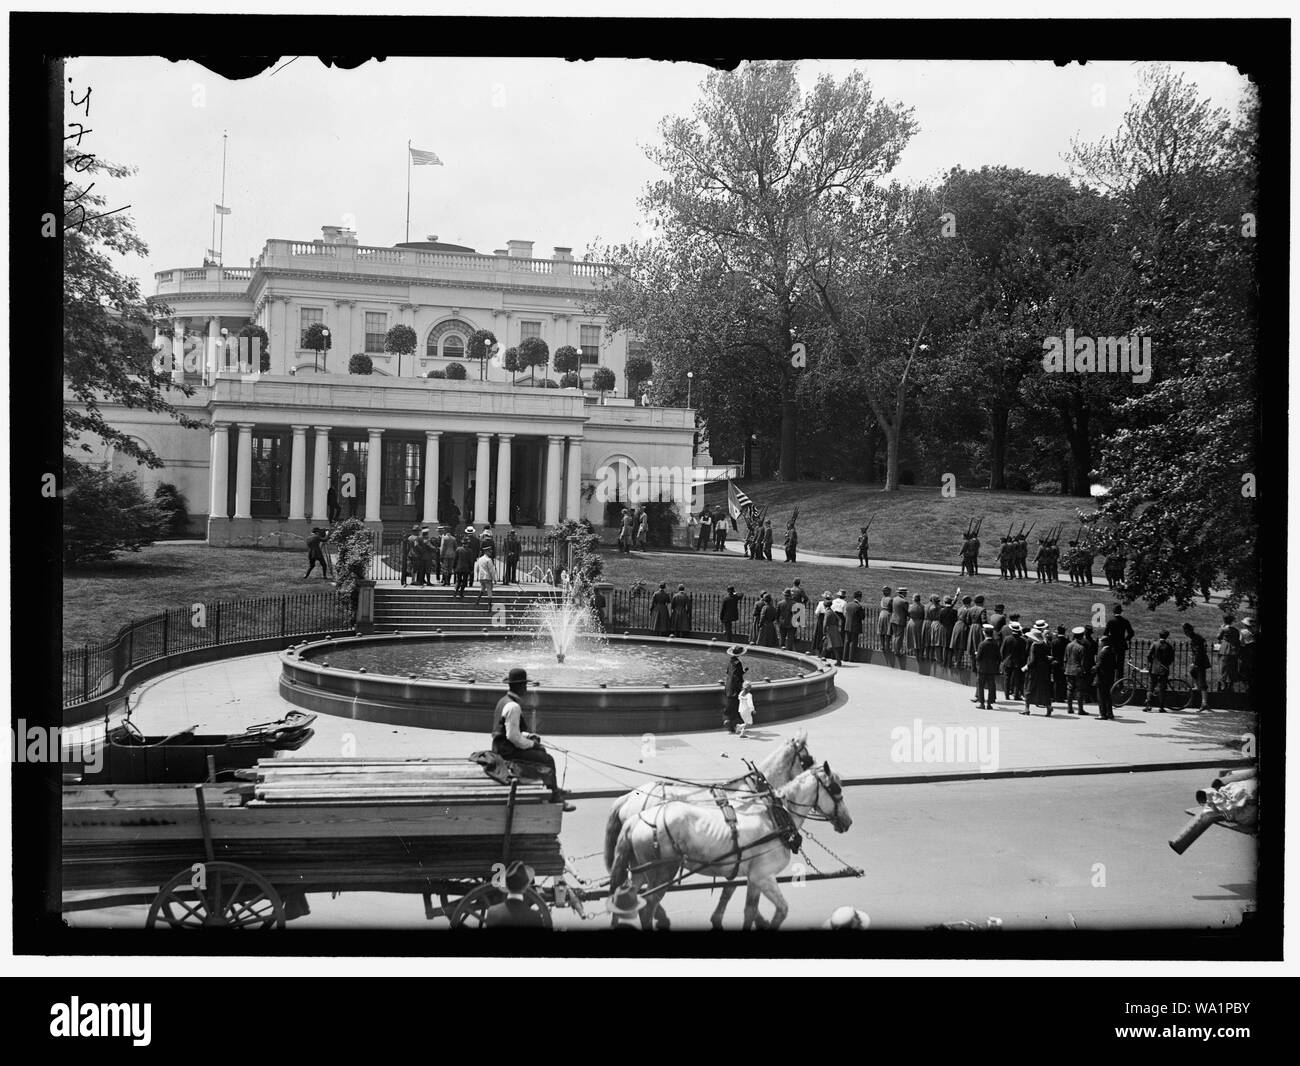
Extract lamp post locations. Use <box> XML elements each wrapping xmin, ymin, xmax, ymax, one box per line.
<box><xmin>320</xmin><ymin>327</ymin><xmax>330</xmax><ymax>374</ymax></box>
<box><xmin>686</xmin><ymin>370</ymin><xmax>693</xmax><ymax>410</ymax></box>
<box><xmin>219</xmin><ymin>327</ymin><xmax>229</xmax><ymax>381</ymax></box>
<box><xmin>643</xmin><ymin>378</ymin><xmax>653</xmax><ymax>407</ymax></box>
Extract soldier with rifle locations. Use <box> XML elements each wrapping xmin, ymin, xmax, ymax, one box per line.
<box><xmin>856</xmin><ymin>516</ymin><xmax>873</xmax><ymax>568</ymax></box>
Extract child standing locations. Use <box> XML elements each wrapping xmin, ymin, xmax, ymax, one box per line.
<box><xmin>737</xmin><ymin>681</ymin><xmax>755</xmax><ymax>737</ymax></box>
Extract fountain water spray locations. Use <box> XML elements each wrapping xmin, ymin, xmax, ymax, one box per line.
<box><xmin>529</xmin><ymin>575</ymin><xmax>603</xmax><ymax>664</ymax></box>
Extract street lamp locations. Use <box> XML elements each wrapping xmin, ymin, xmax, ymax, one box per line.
<box><xmin>643</xmin><ymin>378</ymin><xmax>653</xmax><ymax>407</ymax></box>
<box><xmin>686</xmin><ymin>371</ymin><xmax>693</xmax><ymax>410</ymax></box>
<box><xmin>219</xmin><ymin>327</ymin><xmax>229</xmax><ymax>381</ymax></box>
<box><xmin>320</xmin><ymin>327</ymin><xmax>330</xmax><ymax>374</ymax></box>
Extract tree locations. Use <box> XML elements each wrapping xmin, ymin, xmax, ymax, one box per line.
<box><xmin>625</xmin><ymin>352</ymin><xmax>652</xmax><ymax>394</ymax></box>
<box><xmin>383</xmin><ymin>323</ymin><xmax>417</xmax><ymax>377</ymax></box>
<box><xmin>594</xmin><ymin>61</ymin><xmax>915</xmax><ymax>481</ymax></box>
<box><xmin>237</xmin><ymin>322</ymin><xmax>271</xmax><ymax>372</ymax></box>
<box><xmin>426</xmin><ymin>369</ymin><xmax>447</xmax><ymax>379</ymax></box>
<box><xmin>62</xmin><ymin>465</ymin><xmax>169</xmax><ymax>566</ymax></box>
<box><xmin>152</xmin><ymin>482</ymin><xmax>191</xmax><ymax>537</ymax></box>
<box><xmin>503</xmin><ymin>346</ymin><xmax>520</xmax><ymax>384</ymax></box>
<box><xmin>517</xmin><ymin>336</ymin><xmax>550</xmax><ymax>384</ymax></box>
<box><xmin>348</xmin><ymin>353</ymin><xmax>374</xmax><ymax>375</ymax></box>
<box><xmin>444</xmin><ymin>361</ymin><xmax>467</xmax><ymax>380</ymax></box>
<box><xmin>326</xmin><ymin>518</ymin><xmax>375</xmax><ymax>623</ymax></box>
<box><xmin>302</xmin><ymin>321</ymin><xmax>332</xmax><ymax>371</ymax></box>
<box><xmin>559</xmin><ymin>371</ymin><xmax>582</xmax><ymax>389</ymax></box>
<box><xmin>63</xmin><ymin>150</ymin><xmax>202</xmax><ymax>470</ymax></box>
<box><xmin>553</xmin><ymin>344</ymin><xmax>581</xmax><ymax>383</ymax></box>
<box><xmin>1072</xmin><ymin>69</ymin><xmax>1258</xmax><ymax>609</ymax></box>
<box><xmin>466</xmin><ymin>329</ymin><xmax>497</xmax><ymax>381</ymax></box>
<box><xmin>592</xmin><ymin>366</ymin><xmax>616</xmax><ymax>400</ymax></box>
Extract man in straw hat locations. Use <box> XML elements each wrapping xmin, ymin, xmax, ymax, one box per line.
<box><xmin>823</xmin><ymin>905</ymin><xmax>870</xmax><ymax>930</ymax></box>
<box><xmin>974</xmin><ymin>623</ymin><xmax>1001</xmax><ymax>709</ymax></box>
<box><xmin>484</xmin><ymin>861</ymin><xmax>547</xmax><ymax>928</ymax></box>
<box><xmin>723</xmin><ymin>644</ymin><xmax>748</xmax><ymax>734</ymax></box>
<box><xmin>607</xmin><ymin>881</ymin><xmax>647</xmax><ymax>929</ymax></box>
<box><xmin>491</xmin><ymin>667</ymin><xmax>575</xmax><ymax>810</ymax></box>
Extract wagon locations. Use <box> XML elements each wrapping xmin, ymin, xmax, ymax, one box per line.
<box><xmin>61</xmin><ymin>754</ymin><xmax>863</xmax><ymax>929</ymax></box>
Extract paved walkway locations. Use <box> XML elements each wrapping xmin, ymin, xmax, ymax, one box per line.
<box><xmin>110</xmin><ymin>645</ymin><xmax>1253</xmax><ymax>798</ymax></box>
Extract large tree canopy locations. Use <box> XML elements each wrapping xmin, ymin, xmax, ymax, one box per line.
<box><xmin>63</xmin><ymin>151</ymin><xmax>201</xmax><ymax>469</ymax></box>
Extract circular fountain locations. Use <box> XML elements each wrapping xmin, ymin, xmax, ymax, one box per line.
<box><xmin>279</xmin><ymin>590</ymin><xmax>837</xmax><ymax>734</ymax></box>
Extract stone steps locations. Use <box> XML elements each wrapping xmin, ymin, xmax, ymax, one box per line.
<box><xmin>372</xmin><ymin>586</ymin><xmax>556</xmax><ymax>634</ymax></box>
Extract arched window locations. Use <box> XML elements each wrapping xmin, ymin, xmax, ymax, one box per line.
<box><xmin>424</xmin><ymin>318</ymin><xmax>477</xmax><ymax>358</ymax></box>
<box><xmin>442</xmin><ymin>335</ymin><xmax>465</xmax><ymax>362</ymax></box>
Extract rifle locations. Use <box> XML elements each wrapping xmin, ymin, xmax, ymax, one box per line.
<box><xmin>1006</xmin><ymin>522</ymin><xmax>1014</xmax><ymax>540</ymax></box>
<box><xmin>787</xmin><ymin>507</ymin><xmax>799</xmax><ymax>530</ymax></box>
<box><xmin>974</xmin><ymin>516</ymin><xmax>984</xmax><ymax>537</ymax></box>
<box><xmin>1023</xmin><ymin>521</ymin><xmax>1036</xmax><ymax>540</ymax></box>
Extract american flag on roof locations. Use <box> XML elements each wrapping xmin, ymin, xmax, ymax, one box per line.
<box><xmin>409</xmin><ymin>147</ymin><xmax>443</xmax><ymax>166</ymax></box>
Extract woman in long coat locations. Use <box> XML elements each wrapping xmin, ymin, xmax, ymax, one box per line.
<box><xmin>757</xmin><ymin>593</ymin><xmax>780</xmax><ymax>648</ymax></box>
<box><xmin>876</xmin><ymin>587</ymin><xmax>893</xmax><ymax>652</ymax></box>
<box><xmin>1019</xmin><ymin>627</ymin><xmax>1055</xmax><ymax>715</ymax></box>
<box><xmin>649</xmin><ymin>582</ymin><xmax>671</xmax><ymax>635</ymax></box>
<box><xmin>967</xmin><ymin>596</ymin><xmax>988</xmax><ymax>666</ymax></box>
<box><xmin>938</xmin><ymin>596</ymin><xmax>958</xmax><ymax>666</ymax></box>
<box><xmin>905</xmin><ymin>593</ymin><xmax>925</xmax><ymax>657</ymax></box>
<box><xmin>925</xmin><ymin>594</ymin><xmax>943</xmax><ymax>662</ymax></box>
<box><xmin>812</xmin><ymin>592</ymin><xmax>831</xmax><ymax>656</ymax></box>
<box><xmin>823</xmin><ymin>601</ymin><xmax>844</xmax><ymax>665</ymax></box>
<box><xmin>949</xmin><ymin>595</ymin><xmax>972</xmax><ymax>666</ymax></box>
<box><xmin>669</xmin><ymin>583</ymin><xmax>692</xmax><ymax>637</ymax></box>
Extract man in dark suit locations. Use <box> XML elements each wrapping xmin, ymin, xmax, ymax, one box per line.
<box><xmin>1103</xmin><ymin>605</ymin><xmax>1135</xmax><ymax>670</ymax></box>
<box><xmin>723</xmin><ymin>645</ymin><xmax>747</xmax><ymax>733</ymax></box>
<box><xmin>670</xmin><ymin>583</ymin><xmax>692</xmax><ymax>637</ymax></box>
<box><xmin>1144</xmin><ymin>628</ymin><xmax>1176</xmax><ymax>712</ymax></box>
<box><xmin>784</xmin><ymin>524</ymin><xmax>798</xmax><ymax>563</ymax></box>
<box><xmin>503</xmin><ymin>528</ymin><xmax>521</xmax><ymax>585</ymax></box>
<box><xmin>777</xmin><ymin>588</ymin><xmax>796</xmax><ymax>650</ymax></box>
<box><xmin>1000</xmin><ymin>621</ymin><xmax>1025</xmax><ymax>701</ymax></box>
<box><xmin>890</xmin><ymin>587</ymin><xmax>909</xmax><ymax>655</ymax></box>
<box><xmin>845</xmin><ymin>591</ymin><xmax>866</xmax><ymax>662</ymax></box>
<box><xmin>453</xmin><ymin>536</ymin><xmax>475</xmax><ymax>599</ymax></box>
<box><xmin>1050</xmin><ymin>624</ymin><xmax>1069</xmax><ymax>701</ymax></box>
<box><xmin>1095</xmin><ymin>635</ymin><xmax>1118</xmax><ymax>719</ymax></box>
<box><xmin>483</xmin><ymin>861</ymin><xmax>546</xmax><ymax>929</ymax></box>
<box><xmin>720</xmin><ymin>586</ymin><xmax>742</xmax><ymax>641</ymax></box>
<box><xmin>1064</xmin><ymin>627</ymin><xmax>1090</xmax><ymax>714</ymax></box>
<box><xmin>400</xmin><ymin>523</ymin><xmax>421</xmax><ymax>586</ymax></box>
<box><xmin>974</xmin><ymin>625</ymin><xmax>1001</xmax><ymax>709</ymax></box>
<box><xmin>304</xmin><ymin>527</ymin><xmax>331</xmax><ymax>579</ymax></box>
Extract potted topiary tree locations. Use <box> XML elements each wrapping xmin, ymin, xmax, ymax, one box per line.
<box><xmin>503</xmin><ymin>346</ymin><xmax>519</xmax><ymax>384</ymax></box>
<box><xmin>553</xmin><ymin>344</ymin><xmax>581</xmax><ymax>388</ymax></box>
<box><xmin>426</xmin><ymin>369</ymin><xmax>447</xmax><ymax>379</ymax></box>
<box><xmin>383</xmin><ymin>323</ymin><xmax>417</xmax><ymax>378</ymax></box>
<box><xmin>466</xmin><ymin>329</ymin><xmax>497</xmax><ymax>382</ymax></box>
<box><xmin>591</xmin><ymin>366</ymin><xmax>616</xmax><ymax>402</ymax></box>
<box><xmin>348</xmin><ymin>352</ymin><xmax>374</xmax><ymax>375</ymax></box>
<box><xmin>301</xmin><ymin>321</ymin><xmax>332</xmax><ymax>373</ymax></box>
<box><xmin>237</xmin><ymin>322</ymin><xmax>271</xmax><ymax>372</ymax></box>
<box><xmin>445</xmin><ymin>361</ymin><xmax>467</xmax><ymax>380</ymax></box>
<box><xmin>559</xmin><ymin>371</ymin><xmax>582</xmax><ymax>389</ymax></box>
<box><xmin>517</xmin><ymin>336</ymin><xmax>549</xmax><ymax>385</ymax></box>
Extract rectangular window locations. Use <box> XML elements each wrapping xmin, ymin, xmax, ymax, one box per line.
<box><xmin>520</xmin><ymin>320</ymin><xmax>541</xmax><ymax>342</ymax></box>
<box><xmin>299</xmin><ymin>307</ymin><xmax>323</xmax><ymax>347</ymax></box>
<box><xmin>382</xmin><ymin>440</ymin><xmax>422</xmax><ymax>507</ymax></box>
<box><xmin>580</xmin><ymin>324</ymin><xmax>601</xmax><ymax>365</ymax></box>
<box><xmin>330</xmin><ymin>439</ymin><xmax>368</xmax><ymax>517</ymax></box>
<box><xmin>251</xmin><ymin>434</ymin><xmax>284</xmax><ymax>512</ymax></box>
<box><xmin>365</xmin><ymin>311</ymin><xmax>388</xmax><ymax>354</ymax></box>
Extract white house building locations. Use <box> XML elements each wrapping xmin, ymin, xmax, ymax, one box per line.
<box><xmin>70</xmin><ymin>226</ymin><xmax>701</xmax><ymax>545</ymax></box>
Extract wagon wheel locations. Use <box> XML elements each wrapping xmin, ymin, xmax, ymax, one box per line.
<box><xmin>449</xmin><ymin>882</ymin><xmax>552</xmax><ymax>929</ymax></box>
<box><xmin>146</xmin><ymin>861</ymin><xmax>285</xmax><ymax>930</ymax></box>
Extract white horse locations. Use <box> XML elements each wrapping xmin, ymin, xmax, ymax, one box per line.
<box><xmin>602</xmin><ymin>730</ymin><xmax>814</xmax><ymax>928</ymax></box>
<box><xmin>609</xmin><ymin>762</ymin><xmax>852</xmax><ymax>930</ymax></box>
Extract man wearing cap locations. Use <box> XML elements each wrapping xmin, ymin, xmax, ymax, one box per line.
<box><xmin>1143</xmin><ymin>629</ymin><xmax>1176</xmax><ymax>712</ymax></box>
<box><xmin>845</xmin><ymin>591</ymin><xmax>866</xmax><ymax>663</ymax></box>
<box><xmin>856</xmin><ymin>527</ymin><xmax>870</xmax><ymax>568</ymax></box>
<box><xmin>439</xmin><ymin>526</ymin><xmax>457</xmax><ymax>586</ymax></box>
<box><xmin>1050</xmin><ymin>624</ymin><xmax>1069</xmax><ymax>702</ymax></box>
<box><xmin>484</xmin><ymin>861</ymin><xmax>548</xmax><ymax>928</ymax></box>
<box><xmin>453</xmin><ymin>534</ymin><xmax>475</xmax><ymax>599</ymax></box>
<box><xmin>890</xmin><ymin>586</ymin><xmax>910</xmax><ymax>655</ymax></box>
<box><xmin>503</xmin><ymin>527</ymin><xmax>521</xmax><ymax>585</ymax></box>
<box><xmin>877</xmin><ymin>587</ymin><xmax>893</xmax><ymax>653</ymax></box>
<box><xmin>974</xmin><ymin>624</ymin><xmax>1001</xmax><ymax>709</ymax></box>
<box><xmin>492</xmin><ymin>668</ymin><xmax>574</xmax><ymax>809</ymax></box>
<box><xmin>1001</xmin><ymin>621</ymin><xmax>1026</xmax><ymax>701</ymax></box>
<box><xmin>1064</xmin><ymin>627</ymin><xmax>1090</xmax><ymax>714</ymax></box>
<box><xmin>607</xmin><ymin>882</ymin><xmax>647</xmax><ymax>929</ymax></box>
<box><xmin>784</xmin><ymin>523</ymin><xmax>798</xmax><ymax>563</ymax></box>
<box><xmin>723</xmin><ymin>645</ymin><xmax>748</xmax><ymax>733</ymax></box>
<box><xmin>1094</xmin><ymin>634</ymin><xmax>1118</xmax><ymax>719</ymax></box>
<box><xmin>400</xmin><ymin>523</ymin><xmax>421</xmax><ymax>586</ymax></box>
<box><xmin>778</xmin><ymin>588</ymin><xmax>797</xmax><ymax>651</ymax></box>
<box><xmin>415</xmin><ymin>528</ymin><xmax>435</xmax><ymax>586</ymax></box>
<box><xmin>720</xmin><ymin>585</ymin><xmax>742</xmax><ymax>642</ymax></box>
<box><xmin>1103</xmin><ymin>605</ymin><xmax>1134</xmax><ymax>667</ymax></box>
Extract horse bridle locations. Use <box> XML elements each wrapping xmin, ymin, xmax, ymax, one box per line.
<box><xmin>783</xmin><ymin>767</ymin><xmax>845</xmax><ymax>825</ymax></box>
<box><xmin>795</xmin><ymin>737</ymin><xmax>815</xmax><ymax>772</ymax></box>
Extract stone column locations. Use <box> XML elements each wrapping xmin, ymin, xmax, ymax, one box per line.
<box><xmin>544</xmin><ymin>434</ymin><xmax>564</xmax><ymax>526</ymax></box>
<box><xmin>311</xmin><ymin>426</ymin><xmax>330</xmax><ymax>520</ymax></box>
<box><xmin>365</xmin><ymin>428</ymin><xmax>384</xmax><ymax>522</ymax></box>
<box><xmin>288</xmin><ymin>425</ymin><xmax>309</xmax><ymax>520</ymax></box>
<box><xmin>233</xmin><ymin>422</ymin><xmax>254</xmax><ymax>518</ymax></box>
<box><xmin>206</xmin><ymin>316</ymin><xmax>220</xmax><ymax>384</ymax></box>
<box><xmin>172</xmin><ymin>320</ymin><xmax>186</xmax><ymax>384</ymax></box>
<box><xmin>495</xmin><ymin>433</ymin><xmax>514</xmax><ymax>526</ymax></box>
<box><xmin>474</xmin><ymin>432</ymin><xmax>492</xmax><ymax>526</ymax></box>
<box><xmin>270</xmin><ymin>298</ymin><xmax>287</xmax><ymax>372</ymax></box>
<box><xmin>565</xmin><ymin>435</ymin><xmax>582</xmax><ymax>521</ymax></box>
<box><xmin>209</xmin><ymin>423</ymin><xmax>230</xmax><ymax>519</ymax></box>
<box><xmin>423</xmin><ymin>430</ymin><xmax>441</xmax><ymax>525</ymax></box>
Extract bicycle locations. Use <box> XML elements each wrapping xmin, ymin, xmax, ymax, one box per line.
<box><xmin>1110</xmin><ymin>656</ymin><xmax>1192</xmax><ymax>712</ymax></box>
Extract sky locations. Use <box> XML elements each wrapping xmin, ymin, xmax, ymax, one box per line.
<box><xmin>67</xmin><ymin>56</ymin><xmax>1251</xmax><ymax>293</ymax></box>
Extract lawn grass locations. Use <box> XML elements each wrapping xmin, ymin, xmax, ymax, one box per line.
<box><xmin>597</xmin><ymin>548</ymin><xmax>1218</xmax><ymax>638</ymax></box>
<box><xmin>699</xmin><ymin>480</ymin><xmax>1101</xmax><ymax>564</ymax></box>
<box><xmin>63</xmin><ymin>544</ymin><xmax>328</xmax><ymax>647</ymax></box>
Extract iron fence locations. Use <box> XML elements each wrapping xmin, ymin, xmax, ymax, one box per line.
<box><xmin>366</xmin><ymin>531</ymin><xmax>568</xmax><ymax>583</ymax></box>
<box><xmin>62</xmin><ymin>591</ymin><xmax>353</xmax><ymax>707</ymax></box>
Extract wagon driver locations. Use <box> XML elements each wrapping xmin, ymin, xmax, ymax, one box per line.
<box><xmin>492</xmin><ymin>667</ymin><xmax>576</xmax><ymax>810</ymax></box>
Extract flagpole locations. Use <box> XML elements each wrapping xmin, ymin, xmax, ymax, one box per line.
<box><xmin>405</xmin><ymin>140</ymin><xmax>411</xmax><ymax>244</ymax></box>
<box><xmin>216</xmin><ymin>131</ymin><xmax>229</xmax><ymax>271</ymax></box>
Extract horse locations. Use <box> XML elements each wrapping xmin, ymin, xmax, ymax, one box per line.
<box><xmin>609</xmin><ymin>762</ymin><xmax>852</xmax><ymax>930</ymax></box>
<box><xmin>602</xmin><ymin>730</ymin><xmax>814</xmax><ymax>928</ymax></box>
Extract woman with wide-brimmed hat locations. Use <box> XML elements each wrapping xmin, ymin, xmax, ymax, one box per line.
<box><xmin>722</xmin><ymin>644</ymin><xmax>748</xmax><ymax>733</ymax></box>
<box><xmin>1019</xmin><ymin>623</ymin><xmax>1055</xmax><ymax>716</ymax></box>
